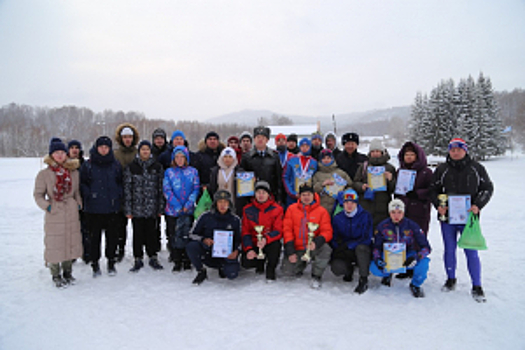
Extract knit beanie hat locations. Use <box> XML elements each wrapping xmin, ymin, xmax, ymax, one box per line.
<box><xmin>448</xmin><ymin>138</ymin><xmax>468</xmax><ymax>153</ymax></box>
<box><xmin>138</xmin><ymin>140</ymin><xmax>152</xmax><ymax>151</ymax></box>
<box><xmin>388</xmin><ymin>199</ymin><xmax>405</xmax><ymax>212</ymax></box>
<box><xmin>227</xmin><ymin>136</ymin><xmax>240</xmax><ymax>144</ymax></box>
<box><xmin>275</xmin><ymin>133</ymin><xmax>286</xmax><ymax>142</ymax></box>
<box><xmin>171</xmin><ymin>130</ymin><xmax>186</xmax><ymax>141</ymax></box>
<box><xmin>49</xmin><ymin>138</ymin><xmax>67</xmax><ymax>155</ymax></box>
<box><xmin>152</xmin><ymin>128</ymin><xmax>167</xmax><ymax>140</ymax></box>
<box><xmin>220</xmin><ymin>147</ymin><xmax>237</xmax><ymax>161</ymax></box>
<box><xmin>287</xmin><ymin>133</ymin><xmax>298</xmax><ymax>143</ymax></box>
<box><xmin>311</xmin><ymin>132</ymin><xmax>323</xmax><ymax>141</ymax></box>
<box><xmin>298</xmin><ymin>183</ymin><xmax>314</xmax><ymax>194</ymax></box>
<box><xmin>205</xmin><ymin>131</ymin><xmax>220</xmax><ymax>141</ymax></box>
<box><xmin>342</xmin><ymin>189</ymin><xmax>359</xmax><ymax>203</ymax></box>
<box><xmin>299</xmin><ymin>137</ymin><xmax>312</xmax><ymax>148</ymax></box>
<box><xmin>68</xmin><ymin>140</ymin><xmax>82</xmax><ymax>150</ymax></box>
<box><xmin>369</xmin><ymin>138</ymin><xmax>385</xmax><ymax>153</ymax></box>
<box><xmin>254</xmin><ymin>180</ymin><xmax>271</xmax><ymax>194</ymax></box>
<box><xmin>95</xmin><ymin>136</ymin><xmax>112</xmax><ymax>148</ymax></box>
<box><xmin>120</xmin><ymin>127</ymin><xmax>134</xmax><ymax>136</ymax></box>
<box><xmin>239</xmin><ymin>131</ymin><xmax>253</xmax><ymax>142</ymax></box>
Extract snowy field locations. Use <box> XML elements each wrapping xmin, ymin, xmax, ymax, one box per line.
<box><xmin>0</xmin><ymin>153</ymin><xmax>524</xmax><ymax>350</ymax></box>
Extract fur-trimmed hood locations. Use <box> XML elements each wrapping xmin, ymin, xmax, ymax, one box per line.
<box><xmin>197</xmin><ymin>139</ymin><xmax>226</xmax><ymax>153</ymax></box>
<box><xmin>43</xmin><ymin>155</ymin><xmax>80</xmax><ymax>170</ymax></box>
<box><xmin>115</xmin><ymin>123</ymin><xmax>140</xmax><ymax>148</ymax></box>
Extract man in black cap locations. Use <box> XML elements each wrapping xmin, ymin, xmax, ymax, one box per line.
<box><xmin>286</xmin><ymin>134</ymin><xmax>300</xmax><ymax>154</ymax></box>
<box><xmin>240</xmin><ymin>126</ymin><xmax>283</xmax><ymax>203</ymax></box>
<box><xmin>151</xmin><ymin>128</ymin><xmax>168</xmax><ymax>160</ymax></box>
<box><xmin>194</xmin><ymin>131</ymin><xmax>225</xmax><ymax>189</ymax></box>
<box><xmin>186</xmin><ymin>190</ymin><xmax>242</xmax><ymax>285</ymax></box>
<box><xmin>336</xmin><ymin>132</ymin><xmax>368</xmax><ymax>181</ymax></box>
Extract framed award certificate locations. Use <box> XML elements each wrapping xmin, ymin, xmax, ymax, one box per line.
<box><xmin>212</xmin><ymin>230</ymin><xmax>233</xmax><ymax>258</ymax></box>
<box><xmin>367</xmin><ymin>166</ymin><xmax>386</xmax><ymax>192</ymax></box>
<box><xmin>448</xmin><ymin>195</ymin><xmax>471</xmax><ymax>225</ymax></box>
<box><xmin>236</xmin><ymin>172</ymin><xmax>255</xmax><ymax>197</ymax></box>
<box><xmin>383</xmin><ymin>243</ymin><xmax>406</xmax><ymax>274</ymax></box>
<box><xmin>394</xmin><ymin>169</ymin><xmax>416</xmax><ymax>195</ymax></box>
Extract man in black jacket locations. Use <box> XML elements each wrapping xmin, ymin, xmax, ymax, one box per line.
<box><xmin>429</xmin><ymin>138</ymin><xmax>494</xmax><ymax>302</ymax></box>
<box><xmin>240</xmin><ymin>126</ymin><xmax>283</xmax><ymax>203</ymax></box>
<box><xmin>193</xmin><ymin>131</ymin><xmax>225</xmax><ymax>189</ymax></box>
<box><xmin>336</xmin><ymin>132</ymin><xmax>368</xmax><ymax>181</ymax></box>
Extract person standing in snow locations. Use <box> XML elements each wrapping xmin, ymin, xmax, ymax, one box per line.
<box><xmin>310</xmin><ymin>132</ymin><xmax>324</xmax><ymax>160</ymax></box>
<box><xmin>186</xmin><ymin>190</ymin><xmax>242</xmax><ymax>285</ymax></box>
<box><xmin>227</xmin><ymin>135</ymin><xmax>243</xmax><ymax>162</ymax></box>
<box><xmin>429</xmin><ymin>138</ymin><xmax>494</xmax><ymax>302</ymax></box>
<box><xmin>193</xmin><ymin>131</ymin><xmax>225</xmax><ymax>190</ymax></box>
<box><xmin>275</xmin><ymin>133</ymin><xmax>290</xmax><ymax>169</ymax></box>
<box><xmin>163</xmin><ymin>146</ymin><xmax>200</xmax><ymax>272</ymax></box>
<box><xmin>151</xmin><ymin>128</ymin><xmax>168</xmax><ymax>161</ymax></box>
<box><xmin>158</xmin><ymin>130</ymin><xmax>195</xmax><ymax>170</ymax></box>
<box><xmin>282</xmin><ymin>184</ymin><xmax>333</xmax><ymax>289</ymax></box>
<box><xmin>336</xmin><ymin>132</ymin><xmax>368</xmax><ymax>181</ymax></box>
<box><xmin>113</xmin><ymin>123</ymin><xmax>140</xmax><ymax>262</ymax></box>
<box><xmin>239</xmin><ymin>131</ymin><xmax>253</xmax><ymax>155</ymax></box>
<box><xmin>34</xmin><ymin>138</ymin><xmax>83</xmax><ymax>288</ymax></box>
<box><xmin>286</xmin><ymin>133</ymin><xmax>300</xmax><ymax>154</ymax></box>
<box><xmin>353</xmin><ymin>138</ymin><xmax>396</xmax><ymax>228</ymax></box>
<box><xmin>324</xmin><ymin>132</ymin><xmax>341</xmax><ymax>159</ymax></box>
<box><xmin>124</xmin><ymin>140</ymin><xmax>165</xmax><ymax>272</ymax></box>
<box><xmin>330</xmin><ymin>189</ymin><xmax>372</xmax><ymax>294</ymax></box>
<box><xmin>370</xmin><ymin>199</ymin><xmax>431</xmax><ymax>298</ymax></box>
<box><xmin>241</xmin><ymin>181</ymin><xmax>283</xmax><ymax>282</ymax></box>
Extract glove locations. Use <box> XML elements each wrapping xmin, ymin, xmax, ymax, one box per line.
<box><xmin>405</xmin><ymin>191</ymin><xmax>418</xmax><ymax>200</ymax></box>
<box><xmin>375</xmin><ymin>258</ymin><xmax>386</xmax><ymax>271</ymax></box>
<box><xmin>403</xmin><ymin>256</ymin><xmax>417</xmax><ymax>268</ymax></box>
<box><xmin>364</xmin><ymin>188</ymin><xmax>375</xmax><ymax>200</ymax></box>
<box><xmin>47</xmin><ymin>205</ymin><xmax>51</xmax><ymax>213</ymax></box>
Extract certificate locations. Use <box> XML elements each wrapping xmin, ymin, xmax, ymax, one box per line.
<box><xmin>395</xmin><ymin>169</ymin><xmax>417</xmax><ymax>195</ymax></box>
<box><xmin>367</xmin><ymin>166</ymin><xmax>386</xmax><ymax>192</ymax></box>
<box><xmin>384</xmin><ymin>243</ymin><xmax>406</xmax><ymax>274</ymax></box>
<box><xmin>236</xmin><ymin>172</ymin><xmax>255</xmax><ymax>197</ymax></box>
<box><xmin>212</xmin><ymin>230</ymin><xmax>233</xmax><ymax>258</ymax></box>
<box><xmin>294</xmin><ymin>177</ymin><xmax>311</xmax><ymax>194</ymax></box>
<box><xmin>448</xmin><ymin>195</ymin><xmax>471</xmax><ymax>225</ymax></box>
<box><xmin>325</xmin><ymin>173</ymin><xmax>347</xmax><ymax>198</ymax></box>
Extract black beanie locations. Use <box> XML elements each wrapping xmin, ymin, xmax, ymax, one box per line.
<box><xmin>287</xmin><ymin>134</ymin><xmax>298</xmax><ymax>143</ymax></box>
<box><xmin>68</xmin><ymin>140</ymin><xmax>82</xmax><ymax>150</ymax></box>
<box><xmin>49</xmin><ymin>138</ymin><xmax>67</xmax><ymax>155</ymax></box>
<box><xmin>95</xmin><ymin>136</ymin><xmax>113</xmax><ymax>148</ymax></box>
<box><xmin>205</xmin><ymin>131</ymin><xmax>220</xmax><ymax>141</ymax></box>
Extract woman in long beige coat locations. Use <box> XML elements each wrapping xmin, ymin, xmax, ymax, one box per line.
<box><xmin>34</xmin><ymin>138</ymin><xmax>83</xmax><ymax>288</ymax></box>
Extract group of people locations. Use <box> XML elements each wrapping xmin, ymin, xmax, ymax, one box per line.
<box><xmin>34</xmin><ymin>124</ymin><xmax>494</xmax><ymax>302</ymax></box>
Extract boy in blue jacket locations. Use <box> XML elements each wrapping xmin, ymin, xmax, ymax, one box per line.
<box><xmin>331</xmin><ymin>189</ymin><xmax>373</xmax><ymax>294</ymax></box>
<box><xmin>370</xmin><ymin>199</ymin><xmax>431</xmax><ymax>298</ymax></box>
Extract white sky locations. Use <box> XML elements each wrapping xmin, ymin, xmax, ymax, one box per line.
<box><xmin>0</xmin><ymin>0</ymin><xmax>523</xmax><ymax>121</ymax></box>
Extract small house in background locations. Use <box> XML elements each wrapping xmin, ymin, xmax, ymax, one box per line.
<box><xmin>266</xmin><ymin>123</ymin><xmax>320</xmax><ymax>149</ymax></box>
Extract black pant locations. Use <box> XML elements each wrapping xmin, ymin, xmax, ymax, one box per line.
<box><xmin>80</xmin><ymin>211</ymin><xmax>91</xmax><ymax>261</ymax></box>
<box><xmin>117</xmin><ymin>212</ymin><xmax>128</xmax><ymax>253</ymax></box>
<box><xmin>330</xmin><ymin>244</ymin><xmax>371</xmax><ymax>278</ymax></box>
<box><xmin>89</xmin><ymin>213</ymin><xmax>119</xmax><ymax>262</ymax></box>
<box><xmin>132</xmin><ymin>217</ymin><xmax>158</xmax><ymax>259</ymax></box>
<box><xmin>241</xmin><ymin>240</ymin><xmax>282</xmax><ymax>275</ymax></box>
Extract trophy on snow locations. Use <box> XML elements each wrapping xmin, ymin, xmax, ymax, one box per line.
<box><xmin>254</xmin><ymin>225</ymin><xmax>266</xmax><ymax>260</ymax></box>
<box><xmin>301</xmin><ymin>222</ymin><xmax>319</xmax><ymax>262</ymax></box>
<box><xmin>438</xmin><ymin>194</ymin><xmax>449</xmax><ymax>222</ymax></box>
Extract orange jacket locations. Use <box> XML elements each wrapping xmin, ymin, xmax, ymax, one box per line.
<box><xmin>283</xmin><ymin>193</ymin><xmax>333</xmax><ymax>255</ymax></box>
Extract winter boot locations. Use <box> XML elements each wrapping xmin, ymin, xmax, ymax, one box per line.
<box><xmin>441</xmin><ymin>278</ymin><xmax>457</xmax><ymax>292</ymax></box>
<box><xmin>92</xmin><ymin>261</ymin><xmax>102</xmax><ymax>278</ymax></box>
<box><xmin>182</xmin><ymin>251</ymin><xmax>192</xmax><ymax>270</ymax></box>
<box><xmin>149</xmin><ymin>257</ymin><xmax>164</xmax><ymax>270</ymax></box>
<box><xmin>471</xmin><ymin>286</ymin><xmax>486</xmax><ymax>303</ymax></box>
<box><xmin>395</xmin><ymin>269</ymin><xmax>414</xmax><ymax>279</ymax></box>
<box><xmin>192</xmin><ymin>268</ymin><xmax>207</xmax><ymax>285</ymax></box>
<box><xmin>343</xmin><ymin>265</ymin><xmax>354</xmax><ymax>282</ymax></box>
<box><xmin>381</xmin><ymin>275</ymin><xmax>392</xmax><ymax>287</ymax></box>
<box><xmin>409</xmin><ymin>283</ymin><xmax>425</xmax><ymax>298</ymax></box>
<box><xmin>218</xmin><ymin>268</ymin><xmax>226</xmax><ymax>279</ymax></box>
<box><xmin>63</xmin><ymin>271</ymin><xmax>76</xmax><ymax>285</ymax></box>
<box><xmin>116</xmin><ymin>248</ymin><xmax>125</xmax><ymax>263</ymax></box>
<box><xmin>354</xmin><ymin>277</ymin><xmax>368</xmax><ymax>294</ymax></box>
<box><xmin>310</xmin><ymin>275</ymin><xmax>322</xmax><ymax>289</ymax></box>
<box><xmin>52</xmin><ymin>275</ymin><xmax>67</xmax><ymax>288</ymax></box>
<box><xmin>108</xmin><ymin>260</ymin><xmax>117</xmax><ymax>276</ymax></box>
<box><xmin>129</xmin><ymin>258</ymin><xmax>144</xmax><ymax>273</ymax></box>
<box><xmin>266</xmin><ymin>268</ymin><xmax>276</xmax><ymax>282</ymax></box>
<box><xmin>171</xmin><ymin>249</ymin><xmax>183</xmax><ymax>272</ymax></box>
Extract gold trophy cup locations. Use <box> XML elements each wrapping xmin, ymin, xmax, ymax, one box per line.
<box><xmin>438</xmin><ymin>194</ymin><xmax>448</xmax><ymax>222</ymax></box>
<box><xmin>254</xmin><ymin>225</ymin><xmax>265</xmax><ymax>260</ymax></box>
<box><xmin>301</xmin><ymin>222</ymin><xmax>319</xmax><ymax>262</ymax></box>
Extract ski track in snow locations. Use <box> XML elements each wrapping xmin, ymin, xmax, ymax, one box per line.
<box><xmin>0</xmin><ymin>154</ymin><xmax>523</xmax><ymax>350</ymax></box>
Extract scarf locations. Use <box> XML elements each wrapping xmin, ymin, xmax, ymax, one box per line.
<box><xmin>50</xmin><ymin>165</ymin><xmax>72</xmax><ymax>202</ymax></box>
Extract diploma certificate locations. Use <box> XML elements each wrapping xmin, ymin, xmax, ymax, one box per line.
<box><xmin>448</xmin><ymin>195</ymin><xmax>471</xmax><ymax>225</ymax></box>
<box><xmin>325</xmin><ymin>173</ymin><xmax>347</xmax><ymax>198</ymax></box>
<box><xmin>236</xmin><ymin>172</ymin><xmax>255</xmax><ymax>197</ymax></box>
<box><xmin>394</xmin><ymin>169</ymin><xmax>417</xmax><ymax>195</ymax></box>
<box><xmin>384</xmin><ymin>243</ymin><xmax>406</xmax><ymax>274</ymax></box>
<box><xmin>212</xmin><ymin>230</ymin><xmax>233</xmax><ymax>258</ymax></box>
<box><xmin>368</xmin><ymin>166</ymin><xmax>386</xmax><ymax>192</ymax></box>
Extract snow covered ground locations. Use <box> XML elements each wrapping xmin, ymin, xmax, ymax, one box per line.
<box><xmin>0</xmin><ymin>153</ymin><xmax>524</xmax><ymax>350</ymax></box>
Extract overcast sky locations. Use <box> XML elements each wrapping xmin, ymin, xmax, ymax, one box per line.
<box><xmin>0</xmin><ymin>0</ymin><xmax>524</xmax><ymax>121</ymax></box>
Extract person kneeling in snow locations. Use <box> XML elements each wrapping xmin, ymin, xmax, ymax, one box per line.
<box><xmin>370</xmin><ymin>199</ymin><xmax>431</xmax><ymax>298</ymax></box>
<box><xmin>186</xmin><ymin>190</ymin><xmax>242</xmax><ymax>285</ymax></box>
<box><xmin>330</xmin><ymin>189</ymin><xmax>373</xmax><ymax>294</ymax></box>
<box><xmin>282</xmin><ymin>184</ymin><xmax>333</xmax><ymax>289</ymax></box>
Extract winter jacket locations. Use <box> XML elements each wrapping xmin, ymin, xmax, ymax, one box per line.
<box><xmin>193</xmin><ymin>140</ymin><xmax>226</xmax><ymax>187</ymax></box>
<box><xmin>34</xmin><ymin>156</ymin><xmax>83</xmax><ymax>263</ymax></box>
<box><xmin>242</xmin><ymin>197</ymin><xmax>284</xmax><ymax>252</ymax></box>
<box><xmin>189</xmin><ymin>208</ymin><xmax>242</xmax><ymax>253</ymax></box>
<box><xmin>395</xmin><ymin>142</ymin><xmax>433</xmax><ymax>233</ymax></box>
<box><xmin>283</xmin><ymin>154</ymin><xmax>318</xmax><ymax>200</ymax></box>
<box><xmin>429</xmin><ymin>154</ymin><xmax>494</xmax><ymax>212</ymax></box>
<box><xmin>313</xmin><ymin>161</ymin><xmax>352</xmax><ymax>215</ymax></box>
<box><xmin>335</xmin><ymin>149</ymin><xmax>368</xmax><ymax>181</ymax></box>
<box><xmin>311</xmin><ymin>145</ymin><xmax>324</xmax><ymax>161</ymax></box>
<box><xmin>152</xmin><ymin>143</ymin><xmax>168</xmax><ymax>161</ymax></box>
<box><xmin>163</xmin><ymin>152</ymin><xmax>200</xmax><ymax>217</ymax></box>
<box><xmin>240</xmin><ymin>147</ymin><xmax>283</xmax><ymax>202</ymax></box>
<box><xmin>283</xmin><ymin>193</ymin><xmax>333</xmax><ymax>255</ymax></box>
<box><xmin>373</xmin><ymin>217</ymin><xmax>431</xmax><ymax>261</ymax></box>
<box><xmin>80</xmin><ymin>147</ymin><xmax>123</xmax><ymax>214</ymax></box>
<box><xmin>113</xmin><ymin>123</ymin><xmax>140</xmax><ymax>169</ymax></box>
<box><xmin>331</xmin><ymin>205</ymin><xmax>373</xmax><ymax>250</ymax></box>
<box><xmin>124</xmin><ymin>156</ymin><xmax>165</xmax><ymax>218</ymax></box>
<box><xmin>353</xmin><ymin>151</ymin><xmax>396</xmax><ymax>228</ymax></box>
